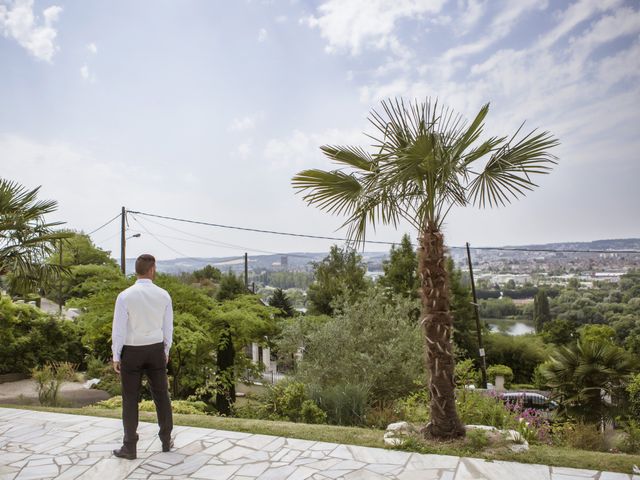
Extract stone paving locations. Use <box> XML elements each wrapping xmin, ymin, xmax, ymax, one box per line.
<box><xmin>0</xmin><ymin>408</ymin><xmax>637</xmax><ymax>480</ymax></box>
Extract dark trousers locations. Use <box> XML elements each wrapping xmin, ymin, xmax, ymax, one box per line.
<box><xmin>120</xmin><ymin>342</ymin><xmax>173</xmax><ymax>448</ymax></box>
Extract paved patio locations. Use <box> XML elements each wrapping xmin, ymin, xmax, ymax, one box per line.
<box><xmin>0</xmin><ymin>407</ymin><xmax>636</xmax><ymax>480</ymax></box>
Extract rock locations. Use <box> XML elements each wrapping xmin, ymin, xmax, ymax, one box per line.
<box><xmin>386</xmin><ymin>421</ymin><xmax>412</xmax><ymax>433</ymax></box>
<box><xmin>384</xmin><ymin>421</ymin><xmax>415</xmax><ymax>446</ymax></box>
<box><xmin>509</xmin><ymin>442</ymin><xmax>529</xmax><ymax>453</ymax></box>
<box><xmin>465</xmin><ymin>424</ymin><xmax>498</xmax><ymax>432</ymax></box>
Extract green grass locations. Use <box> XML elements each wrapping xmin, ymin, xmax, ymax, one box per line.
<box><xmin>1</xmin><ymin>404</ymin><xmax>639</xmax><ymax>474</ymax></box>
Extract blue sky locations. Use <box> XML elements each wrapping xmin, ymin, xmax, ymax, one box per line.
<box><xmin>1</xmin><ymin>0</ymin><xmax>639</xmax><ymax>260</ymax></box>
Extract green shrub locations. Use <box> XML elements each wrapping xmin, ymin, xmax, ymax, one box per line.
<box><xmin>455</xmin><ymin>359</ymin><xmax>478</xmax><ymax>388</ymax></box>
<box><xmin>483</xmin><ymin>333</ymin><xmax>548</xmax><ymax>384</ymax></box>
<box><xmin>300</xmin><ymin>399</ymin><xmax>327</xmax><ymax>424</ymax></box>
<box><xmin>32</xmin><ymin>362</ymin><xmax>77</xmax><ymax>406</ymax></box>
<box><xmin>566</xmin><ymin>423</ymin><xmax>605</xmax><ymax>451</ymax></box>
<box><xmin>0</xmin><ymin>296</ymin><xmax>86</xmax><ymax>374</ymax></box>
<box><xmin>295</xmin><ymin>289</ymin><xmax>424</xmax><ymax>405</ymax></box>
<box><xmin>85</xmin><ymin>355</ymin><xmax>104</xmax><ymax>379</ymax></box>
<box><xmin>309</xmin><ymin>383</ymin><xmax>369</xmax><ymax>426</ymax></box>
<box><xmin>94</xmin><ymin>396</ymin><xmax>210</xmax><ymax>415</ymax></box>
<box><xmin>393</xmin><ymin>389</ymin><xmax>430</xmax><ymax>424</ymax></box>
<box><xmin>456</xmin><ymin>391</ymin><xmax>516</xmax><ymax>429</ymax></box>
<box><xmin>617</xmin><ymin>419</ymin><xmax>640</xmax><ymax>454</ymax></box>
<box><xmin>466</xmin><ymin>429</ymin><xmax>489</xmax><ymax>450</ymax></box>
<box><xmin>486</xmin><ymin>364</ymin><xmax>514</xmax><ymax>388</ymax></box>
<box><xmin>627</xmin><ymin>373</ymin><xmax>640</xmax><ymax>421</ymax></box>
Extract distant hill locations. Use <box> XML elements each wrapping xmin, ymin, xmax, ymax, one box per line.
<box><xmin>505</xmin><ymin>238</ymin><xmax>640</xmax><ymax>251</ymax></box>
<box><xmin>125</xmin><ymin>238</ymin><xmax>640</xmax><ymax>274</ymax></box>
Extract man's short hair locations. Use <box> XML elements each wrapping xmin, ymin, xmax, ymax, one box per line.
<box><xmin>135</xmin><ymin>254</ymin><xmax>156</xmax><ymax>276</ymax></box>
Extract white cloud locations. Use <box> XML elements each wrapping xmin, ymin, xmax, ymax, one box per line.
<box><xmin>304</xmin><ymin>0</ymin><xmax>447</xmax><ymax>55</ymax></box>
<box><xmin>80</xmin><ymin>63</ymin><xmax>96</xmax><ymax>82</ymax></box>
<box><xmin>443</xmin><ymin>0</ymin><xmax>547</xmax><ymax>60</ymax></box>
<box><xmin>537</xmin><ymin>0</ymin><xmax>622</xmax><ymax>49</ymax></box>
<box><xmin>455</xmin><ymin>0</ymin><xmax>486</xmax><ymax>35</ymax></box>
<box><xmin>0</xmin><ymin>0</ymin><xmax>62</xmax><ymax>62</ymax></box>
<box><xmin>236</xmin><ymin>142</ymin><xmax>253</xmax><ymax>159</ymax></box>
<box><xmin>87</xmin><ymin>42</ymin><xmax>97</xmax><ymax>54</ymax></box>
<box><xmin>258</xmin><ymin>28</ymin><xmax>268</xmax><ymax>42</ymax></box>
<box><xmin>275</xmin><ymin>15</ymin><xmax>287</xmax><ymax>23</ymax></box>
<box><xmin>264</xmin><ymin>128</ymin><xmax>365</xmax><ymax>170</ymax></box>
<box><xmin>568</xmin><ymin>6</ymin><xmax>640</xmax><ymax>64</ymax></box>
<box><xmin>229</xmin><ymin>112</ymin><xmax>264</xmax><ymax>132</ymax></box>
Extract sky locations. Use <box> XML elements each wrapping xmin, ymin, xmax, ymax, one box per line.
<box><xmin>1</xmin><ymin>0</ymin><xmax>639</xmax><ymax>261</ymax></box>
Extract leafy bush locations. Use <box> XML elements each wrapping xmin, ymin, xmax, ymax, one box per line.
<box><xmin>32</xmin><ymin>362</ymin><xmax>77</xmax><ymax>406</ymax></box>
<box><xmin>486</xmin><ymin>364</ymin><xmax>514</xmax><ymax>388</ymax></box>
<box><xmin>295</xmin><ymin>288</ymin><xmax>424</xmax><ymax>404</ymax></box>
<box><xmin>456</xmin><ymin>391</ymin><xmax>516</xmax><ymax>429</ymax></box>
<box><xmin>0</xmin><ymin>296</ymin><xmax>86</xmax><ymax>374</ymax></box>
<box><xmin>85</xmin><ymin>355</ymin><xmax>104</xmax><ymax>379</ymax></box>
<box><xmin>455</xmin><ymin>359</ymin><xmax>478</xmax><ymax>388</ymax></box>
<box><xmin>627</xmin><ymin>373</ymin><xmax>640</xmax><ymax>421</ymax></box>
<box><xmin>256</xmin><ymin>380</ymin><xmax>326</xmax><ymax>424</ymax></box>
<box><xmin>483</xmin><ymin>333</ymin><xmax>548</xmax><ymax>384</ymax></box>
<box><xmin>617</xmin><ymin>419</ymin><xmax>640</xmax><ymax>454</ymax></box>
<box><xmin>94</xmin><ymin>396</ymin><xmax>209</xmax><ymax>415</ymax></box>
<box><xmin>565</xmin><ymin>423</ymin><xmax>605</xmax><ymax>451</ymax></box>
<box><xmin>393</xmin><ymin>389</ymin><xmax>430</xmax><ymax>424</ymax></box>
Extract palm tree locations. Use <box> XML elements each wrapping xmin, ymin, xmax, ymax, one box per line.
<box><xmin>541</xmin><ymin>340</ymin><xmax>636</xmax><ymax>424</ymax></box>
<box><xmin>292</xmin><ymin>98</ymin><xmax>558</xmax><ymax>438</ymax></box>
<box><xmin>0</xmin><ymin>178</ymin><xmax>68</xmax><ymax>295</ymax></box>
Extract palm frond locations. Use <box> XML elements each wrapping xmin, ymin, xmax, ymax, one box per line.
<box><xmin>320</xmin><ymin>145</ymin><xmax>376</xmax><ymax>172</ymax></box>
<box><xmin>468</xmin><ymin>129</ymin><xmax>559</xmax><ymax>208</ymax></box>
<box><xmin>292</xmin><ymin>169</ymin><xmax>363</xmax><ymax>217</ymax></box>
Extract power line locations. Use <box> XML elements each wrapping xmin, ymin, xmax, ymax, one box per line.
<box><xmin>127</xmin><ymin>209</ymin><xmax>640</xmax><ymax>255</ymax></box>
<box><xmin>134</xmin><ymin>214</ymin><xmax>319</xmax><ymax>260</ymax></box>
<box><xmin>128</xmin><ymin>209</ymin><xmax>399</xmax><ymax>246</ymax></box>
<box><xmin>87</xmin><ymin>213</ymin><xmax>121</xmax><ymax>236</ymax></box>
<box><xmin>129</xmin><ymin>215</ymin><xmax>231</xmax><ymax>264</ymax></box>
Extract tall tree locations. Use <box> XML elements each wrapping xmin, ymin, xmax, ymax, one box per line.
<box><xmin>307</xmin><ymin>245</ymin><xmax>367</xmax><ymax>315</ymax></box>
<box><xmin>534</xmin><ymin>289</ymin><xmax>551</xmax><ymax>333</ymax></box>
<box><xmin>379</xmin><ymin>233</ymin><xmax>419</xmax><ymax>298</ymax></box>
<box><xmin>292</xmin><ymin>98</ymin><xmax>558</xmax><ymax>438</ymax></box>
<box><xmin>268</xmin><ymin>288</ymin><xmax>295</xmax><ymax>318</ymax></box>
<box><xmin>0</xmin><ymin>179</ymin><xmax>69</xmax><ymax>295</ymax></box>
<box><xmin>217</xmin><ymin>271</ymin><xmax>247</xmax><ymax>301</ymax></box>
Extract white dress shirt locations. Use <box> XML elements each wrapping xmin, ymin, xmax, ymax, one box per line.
<box><xmin>111</xmin><ymin>279</ymin><xmax>174</xmax><ymax>362</ymax></box>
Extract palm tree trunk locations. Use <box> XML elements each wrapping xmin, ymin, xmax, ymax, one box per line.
<box><xmin>419</xmin><ymin>223</ymin><xmax>465</xmax><ymax>439</ymax></box>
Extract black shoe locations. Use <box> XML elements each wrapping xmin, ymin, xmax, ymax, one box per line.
<box><xmin>161</xmin><ymin>439</ymin><xmax>174</xmax><ymax>452</ymax></box>
<box><xmin>113</xmin><ymin>447</ymin><xmax>136</xmax><ymax>460</ymax></box>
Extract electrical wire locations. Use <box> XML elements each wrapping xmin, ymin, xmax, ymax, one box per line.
<box><xmin>133</xmin><ymin>214</ymin><xmax>320</xmax><ymax>260</ymax></box>
<box><xmin>127</xmin><ymin>209</ymin><xmax>640</xmax><ymax>254</ymax></box>
<box><xmin>127</xmin><ymin>209</ymin><xmax>398</xmax><ymax>245</ymax></box>
<box><xmin>87</xmin><ymin>213</ymin><xmax>121</xmax><ymax>236</ymax></box>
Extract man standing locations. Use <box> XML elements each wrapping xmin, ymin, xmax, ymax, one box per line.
<box><xmin>112</xmin><ymin>254</ymin><xmax>174</xmax><ymax>460</ymax></box>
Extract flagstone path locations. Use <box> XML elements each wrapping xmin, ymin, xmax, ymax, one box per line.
<box><xmin>0</xmin><ymin>408</ymin><xmax>636</xmax><ymax>479</ymax></box>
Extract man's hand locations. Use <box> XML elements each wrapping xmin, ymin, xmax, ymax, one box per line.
<box><xmin>113</xmin><ymin>361</ymin><xmax>121</xmax><ymax>374</ymax></box>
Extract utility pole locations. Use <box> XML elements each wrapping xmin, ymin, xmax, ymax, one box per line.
<box><xmin>466</xmin><ymin>242</ymin><xmax>488</xmax><ymax>389</ymax></box>
<box><xmin>120</xmin><ymin>206</ymin><xmax>126</xmax><ymax>275</ymax></box>
<box><xmin>58</xmin><ymin>238</ymin><xmax>63</xmax><ymax>315</ymax></box>
<box><xmin>244</xmin><ymin>252</ymin><xmax>249</xmax><ymax>289</ymax></box>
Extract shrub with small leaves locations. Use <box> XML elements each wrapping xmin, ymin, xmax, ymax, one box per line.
<box><xmin>32</xmin><ymin>362</ymin><xmax>77</xmax><ymax>406</ymax></box>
